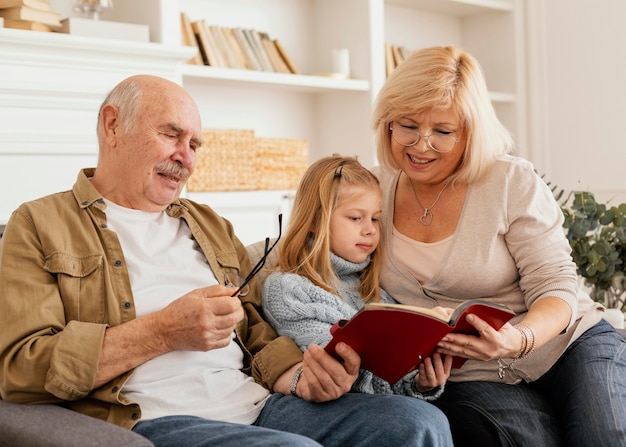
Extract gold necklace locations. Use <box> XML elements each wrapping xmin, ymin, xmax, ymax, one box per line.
<box><xmin>408</xmin><ymin>178</ymin><xmax>450</xmax><ymax>226</ymax></box>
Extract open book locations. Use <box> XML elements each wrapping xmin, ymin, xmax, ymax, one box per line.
<box><xmin>324</xmin><ymin>299</ymin><xmax>515</xmax><ymax>384</ymax></box>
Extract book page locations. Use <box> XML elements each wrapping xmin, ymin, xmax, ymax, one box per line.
<box><xmin>366</xmin><ymin>302</ymin><xmax>450</xmax><ymax>322</ymax></box>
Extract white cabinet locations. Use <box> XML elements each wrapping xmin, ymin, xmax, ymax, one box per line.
<box><xmin>0</xmin><ymin>27</ymin><xmax>193</xmax><ymax>223</ymax></box>
<box><xmin>189</xmin><ymin>190</ymin><xmax>294</xmax><ymax>247</ymax></box>
<box><xmin>0</xmin><ymin>0</ymin><xmax>526</xmax><ymax>243</ymax></box>
<box><xmin>382</xmin><ymin>0</ymin><xmax>525</xmax><ymax>152</ymax></box>
<box><xmin>107</xmin><ymin>0</ymin><xmax>525</xmax><ymax>164</ymax></box>
<box><xmin>131</xmin><ymin>0</ymin><xmax>525</xmax><ymax>244</ymax></box>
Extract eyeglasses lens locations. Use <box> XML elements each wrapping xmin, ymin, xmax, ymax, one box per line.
<box><xmin>390</xmin><ymin>125</ymin><xmax>457</xmax><ymax>153</ymax></box>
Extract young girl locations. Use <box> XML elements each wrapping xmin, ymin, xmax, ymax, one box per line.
<box><xmin>262</xmin><ymin>155</ymin><xmax>452</xmax><ymax>399</ymax></box>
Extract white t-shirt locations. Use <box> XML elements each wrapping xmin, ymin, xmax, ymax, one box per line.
<box><xmin>103</xmin><ymin>200</ymin><xmax>269</xmax><ymax>424</ymax></box>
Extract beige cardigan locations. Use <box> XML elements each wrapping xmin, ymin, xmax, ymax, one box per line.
<box><xmin>373</xmin><ymin>155</ymin><xmax>603</xmax><ymax>384</ymax></box>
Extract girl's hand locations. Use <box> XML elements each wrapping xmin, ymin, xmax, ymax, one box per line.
<box><xmin>414</xmin><ymin>352</ymin><xmax>452</xmax><ymax>392</ymax></box>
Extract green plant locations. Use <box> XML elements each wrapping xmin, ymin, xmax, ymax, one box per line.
<box><xmin>548</xmin><ymin>181</ymin><xmax>626</xmax><ymax>310</ymax></box>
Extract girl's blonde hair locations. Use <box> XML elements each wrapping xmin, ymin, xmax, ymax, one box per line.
<box><xmin>372</xmin><ymin>45</ymin><xmax>515</xmax><ymax>184</ymax></box>
<box><xmin>278</xmin><ymin>155</ymin><xmax>383</xmax><ymax>303</ymax></box>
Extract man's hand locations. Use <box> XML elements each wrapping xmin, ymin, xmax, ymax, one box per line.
<box><xmin>95</xmin><ymin>285</ymin><xmax>243</xmax><ymax>387</ymax></box>
<box><xmin>151</xmin><ymin>284</ymin><xmax>244</xmax><ymax>352</ymax></box>
<box><xmin>275</xmin><ymin>342</ymin><xmax>360</xmax><ymax>402</ymax></box>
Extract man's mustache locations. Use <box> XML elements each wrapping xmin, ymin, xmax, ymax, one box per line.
<box><xmin>156</xmin><ymin>162</ymin><xmax>191</xmax><ymax>181</ymax></box>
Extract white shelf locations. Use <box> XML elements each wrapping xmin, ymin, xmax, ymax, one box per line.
<box><xmin>489</xmin><ymin>91</ymin><xmax>516</xmax><ymax>103</ymax></box>
<box><xmin>181</xmin><ymin>64</ymin><xmax>370</xmax><ymax>93</ymax></box>
<box><xmin>0</xmin><ymin>0</ymin><xmax>527</xmax><ymax>242</ymax></box>
<box><xmin>387</xmin><ymin>0</ymin><xmax>513</xmax><ymax>15</ymax></box>
<box><xmin>0</xmin><ymin>27</ymin><xmax>193</xmax><ymax>62</ymax></box>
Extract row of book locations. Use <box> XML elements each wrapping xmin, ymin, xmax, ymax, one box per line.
<box><xmin>181</xmin><ymin>12</ymin><xmax>299</xmax><ymax>74</ymax></box>
<box><xmin>0</xmin><ymin>0</ymin><xmax>61</xmax><ymax>32</ymax></box>
<box><xmin>385</xmin><ymin>42</ymin><xmax>412</xmax><ymax>77</ymax></box>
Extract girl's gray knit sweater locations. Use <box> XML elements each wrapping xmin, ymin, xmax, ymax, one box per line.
<box><xmin>262</xmin><ymin>253</ymin><xmax>442</xmax><ymax>400</ymax></box>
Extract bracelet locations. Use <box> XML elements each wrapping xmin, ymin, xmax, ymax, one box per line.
<box><xmin>497</xmin><ymin>324</ymin><xmax>537</xmax><ymax>380</ymax></box>
<box><xmin>514</xmin><ymin>323</ymin><xmax>536</xmax><ymax>359</ymax></box>
<box><xmin>289</xmin><ymin>366</ymin><xmax>303</xmax><ymax>397</ymax></box>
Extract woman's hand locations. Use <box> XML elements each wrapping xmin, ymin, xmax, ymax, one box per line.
<box><xmin>436</xmin><ymin>298</ymin><xmax>572</xmax><ymax>363</ymax></box>
<box><xmin>436</xmin><ymin>314</ymin><xmax>522</xmax><ymax>362</ymax></box>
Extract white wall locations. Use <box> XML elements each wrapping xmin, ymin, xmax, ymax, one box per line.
<box><xmin>526</xmin><ymin>0</ymin><xmax>626</xmax><ymax>205</ymax></box>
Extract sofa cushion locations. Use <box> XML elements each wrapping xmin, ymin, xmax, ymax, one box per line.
<box><xmin>0</xmin><ymin>400</ymin><xmax>153</xmax><ymax>447</ymax></box>
<box><xmin>246</xmin><ymin>238</ymin><xmax>280</xmax><ymax>292</ymax></box>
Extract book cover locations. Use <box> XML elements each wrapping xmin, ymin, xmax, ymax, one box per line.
<box><xmin>0</xmin><ymin>5</ymin><xmax>60</xmax><ymax>27</ymax></box>
<box><xmin>223</xmin><ymin>27</ymin><xmax>251</xmax><ymax>70</ymax></box>
<box><xmin>324</xmin><ymin>299</ymin><xmax>516</xmax><ymax>384</ymax></box>
<box><xmin>2</xmin><ymin>18</ymin><xmax>52</xmax><ymax>31</ymax></box>
<box><xmin>0</xmin><ymin>0</ymin><xmax>49</xmax><ymax>10</ymax></box>
<box><xmin>212</xmin><ymin>26</ymin><xmax>246</xmax><ymax>70</ymax></box>
<box><xmin>180</xmin><ymin>12</ymin><xmax>203</xmax><ymax>65</ymax></box>
<box><xmin>243</xmin><ymin>28</ymin><xmax>274</xmax><ymax>72</ymax></box>
<box><xmin>385</xmin><ymin>43</ymin><xmax>395</xmax><ymax>77</ymax></box>
<box><xmin>232</xmin><ymin>27</ymin><xmax>262</xmax><ymax>71</ymax></box>
<box><xmin>191</xmin><ymin>20</ymin><xmax>221</xmax><ymax>67</ymax></box>
<box><xmin>273</xmin><ymin>39</ymin><xmax>300</xmax><ymax>74</ymax></box>
<box><xmin>260</xmin><ymin>32</ymin><xmax>290</xmax><ymax>74</ymax></box>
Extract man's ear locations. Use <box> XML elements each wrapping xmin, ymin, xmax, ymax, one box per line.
<box><xmin>100</xmin><ymin>104</ymin><xmax>119</xmax><ymax>147</ymax></box>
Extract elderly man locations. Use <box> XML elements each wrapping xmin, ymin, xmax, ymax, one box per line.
<box><xmin>0</xmin><ymin>75</ymin><xmax>452</xmax><ymax>447</ymax></box>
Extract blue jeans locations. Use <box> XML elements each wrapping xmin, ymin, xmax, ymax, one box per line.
<box><xmin>435</xmin><ymin>319</ymin><xmax>626</xmax><ymax>446</ymax></box>
<box><xmin>133</xmin><ymin>392</ymin><xmax>453</xmax><ymax>447</ymax></box>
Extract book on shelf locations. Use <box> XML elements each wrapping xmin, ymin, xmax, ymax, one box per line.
<box><xmin>244</xmin><ymin>28</ymin><xmax>274</xmax><ymax>72</ymax></box>
<box><xmin>391</xmin><ymin>45</ymin><xmax>405</xmax><ymax>68</ymax></box>
<box><xmin>191</xmin><ymin>20</ymin><xmax>221</xmax><ymax>67</ymax></box>
<box><xmin>232</xmin><ymin>27</ymin><xmax>261</xmax><ymax>71</ymax></box>
<box><xmin>210</xmin><ymin>25</ymin><xmax>246</xmax><ymax>70</ymax></box>
<box><xmin>324</xmin><ymin>299</ymin><xmax>516</xmax><ymax>384</ymax></box>
<box><xmin>385</xmin><ymin>43</ymin><xmax>395</xmax><ymax>77</ymax></box>
<box><xmin>386</xmin><ymin>43</ymin><xmax>412</xmax><ymax>77</ymax></box>
<box><xmin>180</xmin><ymin>12</ymin><xmax>203</xmax><ymax>65</ymax></box>
<box><xmin>0</xmin><ymin>5</ymin><xmax>60</xmax><ymax>27</ymax></box>
<box><xmin>222</xmin><ymin>27</ymin><xmax>251</xmax><ymax>70</ymax></box>
<box><xmin>2</xmin><ymin>18</ymin><xmax>52</xmax><ymax>31</ymax></box>
<box><xmin>184</xmin><ymin>18</ymin><xmax>299</xmax><ymax>75</ymax></box>
<box><xmin>0</xmin><ymin>0</ymin><xmax>49</xmax><ymax>10</ymax></box>
<box><xmin>273</xmin><ymin>39</ymin><xmax>300</xmax><ymax>74</ymax></box>
<box><xmin>261</xmin><ymin>32</ymin><xmax>291</xmax><ymax>74</ymax></box>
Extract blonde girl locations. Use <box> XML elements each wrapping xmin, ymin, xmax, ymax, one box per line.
<box><xmin>262</xmin><ymin>154</ymin><xmax>451</xmax><ymax>398</ymax></box>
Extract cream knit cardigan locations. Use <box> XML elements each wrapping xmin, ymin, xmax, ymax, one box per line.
<box><xmin>373</xmin><ymin>155</ymin><xmax>603</xmax><ymax>384</ymax></box>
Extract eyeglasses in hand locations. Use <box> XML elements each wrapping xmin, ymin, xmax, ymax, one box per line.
<box><xmin>227</xmin><ymin>213</ymin><xmax>282</xmax><ymax>297</ymax></box>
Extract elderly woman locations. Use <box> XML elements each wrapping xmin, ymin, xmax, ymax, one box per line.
<box><xmin>371</xmin><ymin>45</ymin><xmax>626</xmax><ymax>446</ymax></box>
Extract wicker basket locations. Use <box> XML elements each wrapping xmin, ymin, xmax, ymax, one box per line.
<box><xmin>187</xmin><ymin>129</ymin><xmax>257</xmax><ymax>192</ymax></box>
<box><xmin>187</xmin><ymin>129</ymin><xmax>309</xmax><ymax>192</ymax></box>
<box><xmin>256</xmin><ymin>137</ymin><xmax>309</xmax><ymax>190</ymax></box>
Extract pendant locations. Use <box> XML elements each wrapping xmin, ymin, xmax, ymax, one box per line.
<box><xmin>419</xmin><ymin>209</ymin><xmax>433</xmax><ymax>226</ymax></box>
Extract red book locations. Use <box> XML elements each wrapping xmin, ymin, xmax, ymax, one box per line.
<box><xmin>324</xmin><ymin>299</ymin><xmax>515</xmax><ymax>384</ymax></box>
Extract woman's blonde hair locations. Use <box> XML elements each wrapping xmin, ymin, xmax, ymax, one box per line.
<box><xmin>372</xmin><ymin>45</ymin><xmax>514</xmax><ymax>184</ymax></box>
<box><xmin>278</xmin><ymin>155</ymin><xmax>384</xmax><ymax>302</ymax></box>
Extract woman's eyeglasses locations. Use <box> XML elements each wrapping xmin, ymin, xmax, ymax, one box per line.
<box><xmin>227</xmin><ymin>213</ymin><xmax>282</xmax><ymax>297</ymax></box>
<box><xmin>389</xmin><ymin>122</ymin><xmax>459</xmax><ymax>153</ymax></box>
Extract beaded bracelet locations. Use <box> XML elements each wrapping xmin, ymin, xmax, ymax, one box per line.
<box><xmin>497</xmin><ymin>323</ymin><xmax>537</xmax><ymax>380</ymax></box>
<box><xmin>515</xmin><ymin>323</ymin><xmax>536</xmax><ymax>359</ymax></box>
<box><xmin>290</xmin><ymin>366</ymin><xmax>303</xmax><ymax>397</ymax></box>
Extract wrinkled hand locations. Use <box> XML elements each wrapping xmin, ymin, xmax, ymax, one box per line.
<box><xmin>436</xmin><ymin>314</ymin><xmax>522</xmax><ymax>362</ymax></box>
<box><xmin>151</xmin><ymin>284</ymin><xmax>244</xmax><ymax>352</ymax></box>
<box><xmin>414</xmin><ymin>352</ymin><xmax>452</xmax><ymax>392</ymax></box>
<box><xmin>295</xmin><ymin>343</ymin><xmax>360</xmax><ymax>402</ymax></box>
